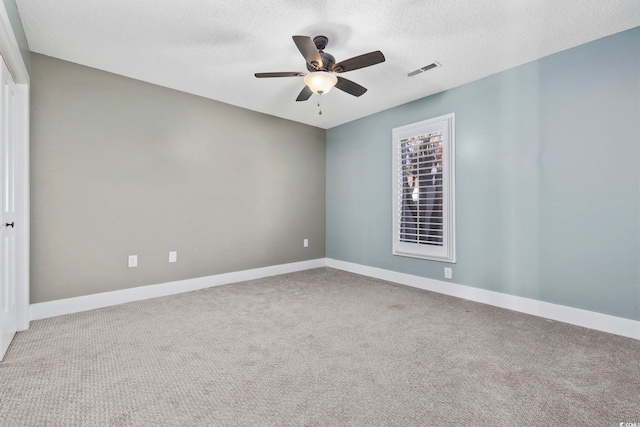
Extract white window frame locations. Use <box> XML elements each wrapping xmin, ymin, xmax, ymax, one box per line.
<box><xmin>392</xmin><ymin>113</ymin><xmax>456</xmax><ymax>263</ymax></box>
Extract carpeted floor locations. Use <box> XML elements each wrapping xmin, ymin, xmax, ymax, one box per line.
<box><xmin>0</xmin><ymin>267</ymin><xmax>638</xmax><ymax>426</ymax></box>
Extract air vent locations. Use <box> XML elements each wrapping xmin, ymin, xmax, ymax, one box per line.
<box><xmin>407</xmin><ymin>62</ymin><xmax>441</xmax><ymax>77</ymax></box>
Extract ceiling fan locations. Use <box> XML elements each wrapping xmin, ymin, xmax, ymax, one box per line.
<box><xmin>255</xmin><ymin>35</ymin><xmax>385</xmax><ymax>102</ymax></box>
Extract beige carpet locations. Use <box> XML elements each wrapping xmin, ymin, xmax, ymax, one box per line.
<box><xmin>1</xmin><ymin>268</ymin><xmax>638</xmax><ymax>426</ymax></box>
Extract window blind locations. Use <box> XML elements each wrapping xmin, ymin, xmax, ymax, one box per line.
<box><xmin>397</xmin><ymin>131</ymin><xmax>445</xmax><ymax>247</ymax></box>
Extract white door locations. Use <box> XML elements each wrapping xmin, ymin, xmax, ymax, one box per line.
<box><xmin>0</xmin><ymin>58</ymin><xmax>17</xmax><ymax>360</ymax></box>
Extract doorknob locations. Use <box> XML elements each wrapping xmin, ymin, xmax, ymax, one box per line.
<box><xmin>5</xmin><ymin>222</ymin><xmax>14</xmax><ymax>228</ymax></box>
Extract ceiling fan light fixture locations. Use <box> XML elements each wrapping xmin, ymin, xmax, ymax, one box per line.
<box><xmin>304</xmin><ymin>71</ymin><xmax>338</xmax><ymax>94</ymax></box>
<box><xmin>255</xmin><ymin>35</ymin><xmax>383</xmax><ymax>101</ymax></box>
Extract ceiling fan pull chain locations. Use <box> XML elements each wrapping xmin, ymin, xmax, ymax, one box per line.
<box><xmin>318</xmin><ymin>95</ymin><xmax>322</xmax><ymax>115</ymax></box>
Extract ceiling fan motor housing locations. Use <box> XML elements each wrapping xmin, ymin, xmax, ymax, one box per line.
<box><xmin>307</xmin><ymin>51</ymin><xmax>336</xmax><ymax>72</ymax></box>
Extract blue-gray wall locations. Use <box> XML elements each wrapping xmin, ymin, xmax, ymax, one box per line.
<box><xmin>327</xmin><ymin>27</ymin><xmax>640</xmax><ymax>321</ymax></box>
<box><xmin>2</xmin><ymin>0</ymin><xmax>29</xmax><ymax>73</ymax></box>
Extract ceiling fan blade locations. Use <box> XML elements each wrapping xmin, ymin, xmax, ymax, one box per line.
<box><xmin>332</xmin><ymin>51</ymin><xmax>385</xmax><ymax>73</ymax></box>
<box><xmin>335</xmin><ymin>76</ymin><xmax>367</xmax><ymax>97</ymax></box>
<box><xmin>292</xmin><ymin>35</ymin><xmax>322</xmax><ymax>69</ymax></box>
<box><xmin>255</xmin><ymin>72</ymin><xmax>305</xmax><ymax>78</ymax></box>
<box><xmin>296</xmin><ymin>85</ymin><xmax>313</xmax><ymax>102</ymax></box>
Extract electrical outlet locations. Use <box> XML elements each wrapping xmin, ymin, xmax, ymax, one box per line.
<box><xmin>303</xmin><ymin>239</ymin><xmax>309</xmax><ymax>248</ymax></box>
<box><xmin>169</xmin><ymin>251</ymin><xmax>177</xmax><ymax>263</ymax></box>
<box><xmin>444</xmin><ymin>267</ymin><xmax>452</xmax><ymax>279</ymax></box>
<box><xmin>128</xmin><ymin>255</ymin><xmax>138</xmax><ymax>268</ymax></box>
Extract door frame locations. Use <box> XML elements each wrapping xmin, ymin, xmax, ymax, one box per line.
<box><xmin>0</xmin><ymin>4</ymin><xmax>29</xmax><ymax>331</ymax></box>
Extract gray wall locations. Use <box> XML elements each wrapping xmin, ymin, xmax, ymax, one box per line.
<box><xmin>31</xmin><ymin>53</ymin><xmax>326</xmax><ymax>303</ymax></box>
<box><xmin>327</xmin><ymin>27</ymin><xmax>640</xmax><ymax>321</ymax></box>
<box><xmin>2</xmin><ymin>0</ymin><xmax>29</xmax><ymax>73</ymax></box>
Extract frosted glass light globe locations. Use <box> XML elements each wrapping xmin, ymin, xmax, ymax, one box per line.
<box><xmin>303</xmin><ymin>71</ymin><xmax>338</xmax><ymax>94</ymax></box>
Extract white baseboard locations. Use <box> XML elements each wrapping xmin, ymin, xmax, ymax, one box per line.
<box><xmin>30</xmin><ymin>258</ymin><xmax>327</xmax><ymax>321</ymax></box>
<box><xmin>326</xmin><ymin>258</ymin><xmax>640</xmax><ymax>341</ymax></box>
<box><xmin>30</xmin><ymin>257</ymin><xmax>639</xmax><ymax>341</ymax></box>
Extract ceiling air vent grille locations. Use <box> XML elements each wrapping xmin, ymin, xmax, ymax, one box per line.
<box><xmin>408</xmin><ymin>62</ymin><xmax>441</xmax><ymax>77</ymax></box>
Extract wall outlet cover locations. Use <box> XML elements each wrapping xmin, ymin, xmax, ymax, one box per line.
<box><xmin>128</xmin><ymin>255</ymin><xmax>138</xmax><ymax>268</ymax></box>
<box><xmin>169</xmin><ymin>251</ymin><xmax>177</xmax><ymax>263</ymax></box>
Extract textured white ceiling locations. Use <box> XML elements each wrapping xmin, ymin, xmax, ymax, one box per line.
<box><xmin>15</xmin><ymin>0</ymin><xmax>640</xmax><ymax>129</ymax></box>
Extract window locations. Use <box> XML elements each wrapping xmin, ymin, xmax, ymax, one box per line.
<box><xmin>392</xmin><ymin>113</ymin><xmax>456</xmax><ymax>262</ymax></box>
